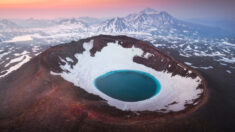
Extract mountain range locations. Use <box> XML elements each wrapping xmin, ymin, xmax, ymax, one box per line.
<box><xmin>0</xmin><ymin>8</ymin><xmax>231</xmax><ymax>39</ymax></box>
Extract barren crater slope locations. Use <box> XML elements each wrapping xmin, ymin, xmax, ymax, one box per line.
<box><xmin>0</xmin><ymin>35</ymin><xmax>207</xmax><ymax>132</ymax></box>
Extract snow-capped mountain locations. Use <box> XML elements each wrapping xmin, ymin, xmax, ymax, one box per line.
<box><xmin>55</xmin><ymin>18</ymin><xmax>87</xmax><ymax>25</ymax></box>
<box><xmin>97</xmin><ymin>17</ymin><xmax>135</xmax><ymax>32</ymax></box>
<box><xmin>11</xmin><ymin>18</ymin><xmax>55</xmax><ymax>28</ymax></box>
<box><xmin>78</xmin><ymin>17</ymin><xmax>106</xmax><ymax>25</ymax></box>
<box><xmin>0</xmin><ymin>19</ymin><xmax>20</xmax><ymax>29</ymax></box>
<box><xmin>0</xmin><ymin>8</ymin><xmax>230</xmax><ymax>38</ymax></box>
<box><xmin>96</xmin><ymin>8</ymin><xmax>227</xmax><ymax>38</ymax></box>
<box><xmin>50</xmin><ymin>18</ymin><xmax>90</xmax><ymax>33</ymax></box>
<box><xmin>125</xmin><ymin>8</ymin><xmax>176</xmax><ymax>30</ymax></box>
<box><xmin>97</xmin><ymin>8</ymin><xmax>177</xmax><ymax>32</ymax></box>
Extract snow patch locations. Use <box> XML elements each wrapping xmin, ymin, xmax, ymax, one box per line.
<box><xmin>226</xmin><ymin>70</ymin><xmax>232</xmax><ymax>74</ymax></box>
<box><xmin>66</xmin><ymin>57</ymin><xmax>74</xmax><ymax>63</ymax></box>
<box><xmin>5</xmin><ymin>35</ymin><xmax>33</xmax><ymax>42</ymax></box>
<box><xmin>143</xmin><ymin>52</ymin><xmax>154</xmax><ymax>59</ymax></box>
<box><xmin>51</xmin><ymin>40</ymin><xmax>203</xmax><ymax>112</ymax></box>
<box><xmin>0</xmin><ymin>55</ymin><xmax>31</xmax><ymax>78</ymax></box>
<box><xmin>5</xmin><ymin>55</ymin><xmax>25</xmax><ymax>67</ymax></box>
<box><xmin>4</xmin><ymin>33</ymin><xmax>42</xmax><ymax>43</ymax></box>
<box><xmin>184</xmin><ymin>62</ymin><xmax>192</xmax><ymax>66</ymax></box>
<box><xmin>219</xmin><ymin>57</ymin><xmax>235</xmax><ymax>64</ymax></box>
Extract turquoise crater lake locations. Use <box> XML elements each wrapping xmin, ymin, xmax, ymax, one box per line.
<box><xmin>94</xmin><ymin>70</ymin><xmax>161</xmax><ymax>102</ymax></box>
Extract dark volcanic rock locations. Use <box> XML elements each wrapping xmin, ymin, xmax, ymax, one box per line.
<box><xmin>0</xmin><ymin>35</ymin><xmax>207</xmax><ymax>132</ymax></box>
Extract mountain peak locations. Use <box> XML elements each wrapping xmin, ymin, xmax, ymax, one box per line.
<box><xmin>113</xmin><ymin>17</ymin><xmax>123</xmax><ymax>21</ymax></box>
<box><xmin>140</xmin><ymin>8</ymin><xmax>159</xmax><ymax>14</ymax></box>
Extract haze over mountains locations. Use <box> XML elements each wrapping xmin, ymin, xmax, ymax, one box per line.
<box><xmin>0</xmin><ymin>8</ymin><xmax>233</xmax><ymax>40</ymax></box>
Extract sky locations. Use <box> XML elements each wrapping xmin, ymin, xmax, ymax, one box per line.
<box><xmin>0</xmin><ymin>0</ymin><xmax>235</xmax><ymax>20</ymax></box>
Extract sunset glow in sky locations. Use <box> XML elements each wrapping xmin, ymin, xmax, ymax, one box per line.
<box><xmin>0</xmin><ymin>0</ymin><xmax>234</xmax><ymax>19</ymax></box>
<box><xmin>0</xmin><ymin>0</ymin><xmax>160</xmax><ymax>8</ymax></box>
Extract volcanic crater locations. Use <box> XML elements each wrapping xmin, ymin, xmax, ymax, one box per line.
<box><xmin>0</xmin><ymin>35</ymin><xmax>207</xmax><ymax>131</ymax></box>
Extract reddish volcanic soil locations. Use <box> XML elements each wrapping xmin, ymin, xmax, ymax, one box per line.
<box><xmin>0</xmin><ymin>35</ymin><xmax>207</xmax><ymax>132</ymax></box>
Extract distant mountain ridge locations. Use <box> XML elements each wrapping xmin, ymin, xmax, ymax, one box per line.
<box><xmin>0</xmin><ymin>8</ymin><xmax>232</xmax><ymax>38</ymax></box>
<box><xmin>97</xmin><ymin>8</ymin><xmax>178</xmax><ymax>32</ymax></box>
<box><xmin>0</xmin><ymin>19</ymin><xmax>21</xmax><ymax>29</ymax></box>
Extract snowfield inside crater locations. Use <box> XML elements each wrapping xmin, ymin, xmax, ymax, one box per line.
<box><xmin>51</xmin><ymin>40</ymin><xmax>203</xmax><ymax>112</ymax></box>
